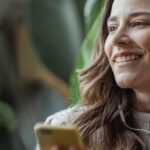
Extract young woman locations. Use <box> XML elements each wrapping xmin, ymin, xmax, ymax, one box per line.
<box><xmin>40</xmin><ymin>0</ymin><xmax>150</xmax><ymax>149</ymax></box>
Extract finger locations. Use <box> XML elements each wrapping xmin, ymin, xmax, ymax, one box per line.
<box><xmin>50</xmin><ymin>145</ymin><xmax>62</xmax><ymax>150</ymax></box>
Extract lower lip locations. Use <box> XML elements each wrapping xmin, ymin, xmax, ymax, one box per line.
<box><xmin>114</xmin><ymin>58</ymin><xmax>142</xmax><ymax>67</ymax></box>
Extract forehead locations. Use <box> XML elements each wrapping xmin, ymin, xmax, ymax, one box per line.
<box><xmin>110</xmin><ymin>0</ymin><xmax>150</xmax><ymax>17</ymax></box>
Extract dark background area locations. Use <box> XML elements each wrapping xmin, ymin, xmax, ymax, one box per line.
<box><xmin>0</xmin><ymin>0</ymin><xmax>87</xmax><ymax>150</ymax></box>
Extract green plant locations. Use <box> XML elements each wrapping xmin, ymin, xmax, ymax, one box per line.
<box><xmin>70</xmin><ymin>0</ymin><xmax>104</xmax><ymax>105</ymax></box>
<box><xmin>0</xmin><ymin>101</ymin><xmax>16</xmax><ymax>132</ymax></box>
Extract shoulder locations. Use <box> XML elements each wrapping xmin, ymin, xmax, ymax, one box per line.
<box><xmin>44</xmin><ymin>105</ymin><xmax>87</xmax><ymax>126</ymax></box>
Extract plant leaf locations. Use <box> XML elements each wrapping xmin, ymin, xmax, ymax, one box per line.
<box><xmin>84</xmin><ymin>0</ymin><xmax>104</xmax><ymax>31</ymax></box>
<box><xmin>0</xmin><ymin>101</ymin><xmax>16</xmax><ymax>132</ymax></box>
<box><xmin>70</xmin><ymin>6</ymin><xmax>104</xmax><ymax>105</ymax></box>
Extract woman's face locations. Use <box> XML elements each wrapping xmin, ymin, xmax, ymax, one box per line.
<box><xmin>104</xmin><ymin>0</ymin><xmax>150</xmax><ymax>89</ymax></box>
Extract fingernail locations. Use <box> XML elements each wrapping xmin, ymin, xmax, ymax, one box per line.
<box><xmin>50</xmin><ymin>145</ymin><xmax>60</xmax><ymax>150</ymax></box>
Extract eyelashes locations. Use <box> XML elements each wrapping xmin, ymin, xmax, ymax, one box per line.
<box><xmin>131</xmin><ymin>21</ymin><xmax>149</xmax><ymax>27</ymax></box>
<box><xmin>107</xmin><ymin>20</ymin><xmax>149</xmax><ymax>34</ymax></box>
<box><xmin>108</xmin><ymin>26</ymin><xmax>118</xmax><ymax>33</ymax></box>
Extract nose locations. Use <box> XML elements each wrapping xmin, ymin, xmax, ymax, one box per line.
<box><xmin>111</xmin><ymin>28</ymin><xmax>130</xmax><ymax>46</ymax></box>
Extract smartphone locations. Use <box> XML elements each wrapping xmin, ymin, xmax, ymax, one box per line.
<box><xmin>34</xmin><ymin>123</ymin><xmax>84</xmax><ymax>150</ymax></box>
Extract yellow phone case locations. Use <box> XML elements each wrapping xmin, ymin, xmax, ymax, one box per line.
<box><xmin>34</xmin><ymin>123</ymin><xmax>84</xmax><ymax>150</ymax></box>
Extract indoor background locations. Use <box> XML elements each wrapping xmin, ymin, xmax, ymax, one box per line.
<box><xmin>0</xmin><ymin>0</ymin><xmax>102</xmax><ymax>149</ymax></box>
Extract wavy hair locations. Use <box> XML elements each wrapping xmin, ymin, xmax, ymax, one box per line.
<box><xmin>74</xmin><ymin>0</ymin><xmax>145</xmax><ymax>149</ymax></box>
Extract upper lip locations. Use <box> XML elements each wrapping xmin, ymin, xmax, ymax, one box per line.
<box><xmin>112</xmin><ymin>51</ymin><xmax>143</xmax><ymax>61</ymax></box>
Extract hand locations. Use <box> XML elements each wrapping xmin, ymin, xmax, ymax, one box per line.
<box><xmin>50</xmin><ymin>145</ymin><xmax>81</xmax><ymax>150</ymax></box>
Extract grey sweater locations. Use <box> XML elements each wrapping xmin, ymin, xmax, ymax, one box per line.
<box><xmin>43</xmin><ymin>106</ymin><xmax>150</xmax><ymax>149</ymax></box>
<box><xmin>133</xmin><ymin>110</ymin><xmax>150</xmax><ymax>149</ymax></box>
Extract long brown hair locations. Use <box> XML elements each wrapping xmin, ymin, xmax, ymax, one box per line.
<box><xmin>74</xmin><ymin>0</ymin><xmax>145</xmax><ymax>149</ymax></box>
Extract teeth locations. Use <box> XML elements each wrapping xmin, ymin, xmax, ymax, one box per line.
<box><xmin>115</xmin><ymin>55</ymin><xmax>141</xmax><ymax>63</ymax></box>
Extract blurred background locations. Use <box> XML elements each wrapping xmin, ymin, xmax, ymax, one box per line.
<box><xmin>0</xmin><ymin>0</ymin><xmax>102</xmax><ymax>149</ymax></box>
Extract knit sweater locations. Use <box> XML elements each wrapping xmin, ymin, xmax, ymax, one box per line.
<box><xmin>44</xmin><ymin>106</ymin><xmax>150</xmax><ymax>149</ymax></box>
<box><xmin>132</xmin><ymin>110</ymin><xmax>150</xmax><ymax>149</ymax></box>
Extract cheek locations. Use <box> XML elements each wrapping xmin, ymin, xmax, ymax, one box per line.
<box><xmin>104</xmin><ymin>38</ymin><xmax>112</xmax><ymax>58</ymax></box>
<box><xmin>132</xmin><ymin>31</ymin><xmax>150</xmax><ymax>52</ymax></box>
<box><xmin>141</xmin><ymin>36</ymin><xmax>150</xmax><ymax>52</ymax></box>
<box><xmin>104</xmin><ymin>39</ymin><xmax>114</xmax><ymax>71</ymax></box>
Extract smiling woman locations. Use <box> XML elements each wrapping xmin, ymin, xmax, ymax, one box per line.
<box><xmin>105</xmin><ymin>0</ymin><xmax>150</xmax><ymax>93</ymax></box>
<box><xmin>35</xmin><ymin>0</ymin><xmax>150</xmax><ymax>149</ymax></box>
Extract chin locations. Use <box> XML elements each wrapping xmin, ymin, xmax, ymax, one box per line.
<box><xmin>115</xmin><ymin>76</ymin><xmax>134</xmax><ymax>89</ymax></box>
<box><xmin>117</xmin><ymin>82</ymin><xmax>131</xmax><ymax>89</ymax></box>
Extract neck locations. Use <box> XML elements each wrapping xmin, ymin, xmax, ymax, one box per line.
<box><xmin>133</xmin><ymin>89</ymin><xmax>150</xmax><ymax>112</ymax></box>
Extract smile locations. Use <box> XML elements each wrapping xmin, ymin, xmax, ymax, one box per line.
<box><xmin>115</xmin><ymin>54</ymin><xmax>142</xmax><ymax>63</ymax></box>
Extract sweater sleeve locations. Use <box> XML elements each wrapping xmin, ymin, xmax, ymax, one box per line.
<box><xmin>44</xmin><ymin>107</ymin><xmax>74</xmax><ymax>125</ymax></box>
<box><xmin>44</xmin><ymin>105</ymin><xmax>87</xmax><ymax>126</ymax></box>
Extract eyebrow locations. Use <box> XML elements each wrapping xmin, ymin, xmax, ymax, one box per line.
<box><xmin>107</xmin><ymin>11</ymin><xmax>150</xmax><ymax>23</ymax></box>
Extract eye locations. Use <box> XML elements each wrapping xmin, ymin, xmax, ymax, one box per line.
<box><xmin>108</xmin><ymin>26</ymin><xmax>118</xmax><ymax>33</ymax></box>
<box><xmin>132</xmin><ymin>21</ymin><xmax>149</xmax><ymax>28</ymax></box>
